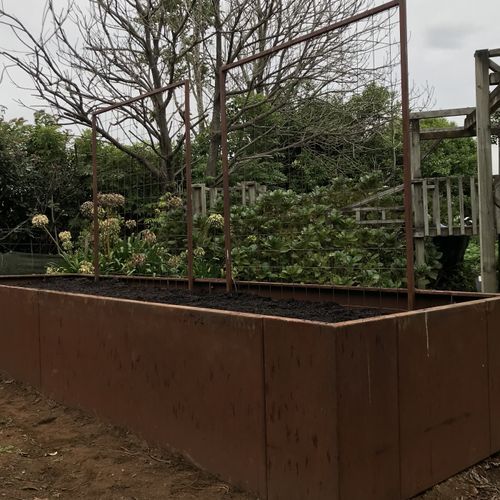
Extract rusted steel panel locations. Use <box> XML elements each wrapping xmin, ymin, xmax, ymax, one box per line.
<box><xmin>0</xmin><ymin>275</ymin><xmax>491</xmax><ymax>312</ymax></box>
<box><xmin>37</xmin><ymin>291</ymin><xmax>267</xmax><ymax>497</ymax></box>
<box><xmin>398</xmin><ymin>303</ymin><xmax>490</xmax><ymax>498</ymax></box>
<box><xmin>487</xmin><ymin>298</ymin><xmax>500</xmax><ymax>452</ymax></box>
<box><xmin>0</xmin><ymin>286</ymin><xmax>40</xmax><ymax>387</ymax></box>
<box><xmin>336</xmin><ymin>317</ymin><xmax>400</xmax><ymax>500</ymax></box>
<box><xmin>263</xmin><ymin>318</ymin><xmax>338</xmax><ymax>500</ymax></box>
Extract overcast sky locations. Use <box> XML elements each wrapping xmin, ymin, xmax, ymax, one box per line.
<box><xmin>0</xmin><ymin>0</ymin><xmax>499</xmax><ymax>164</ymax></box>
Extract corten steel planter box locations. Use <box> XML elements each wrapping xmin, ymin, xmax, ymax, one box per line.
<box><xmin>1</xmin><ymin>277</ymin><xmax>500</xmax><ymax>499</ymax></box>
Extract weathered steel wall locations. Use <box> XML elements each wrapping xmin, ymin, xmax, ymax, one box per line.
<box><xmin>263</xmin><ymin>318</ymin><xmax>338</xmax><ymax>500</ymax></box>
<box><xmin>37</xmin><ymin>291</ymin><xmax>267</xmax><ymax>497</ymax></box>
<box><xmin>0</xmin><ymin>287</ymin><xmax>40</xmax><ymax>387</ymax></box>
<box><xmin>398</xmin><ymin>303</ymin><xmax>491</xmax><ymax>498</ymax></box>
<box><xmin>1</xmin><ymin>282</ymin><xmax>500</xmax><ymax>499</ymax></box>
<box><xmin>335</xmin><ymin>317</ymin><xmax>400</xmax><ymax>499</ymax></box>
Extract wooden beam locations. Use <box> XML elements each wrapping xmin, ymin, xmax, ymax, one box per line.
<box><xmin>458</xmin><ymin>177</ymin><xmax>465</xmax><ymax>235</ymax></box>
<box><xmin>344</xmin><ymin>184</ymin><xmax>403</xmax><ymax>209</ymax></box>
<box><xmin>348</xmin><ymin>206</ymin><xmax>404</xmax><ymax>212</ymax></box>
<box><xmin>490</xmin><ymin>59</ymin><xmax>500</xmax><ymax>73</ymax></box>
<box><xmin>471</xmin><ymin>176</ymin><xmax>478</xmax><ymax>235</ymax></box>
<box><xmin>489</xmin><ymin>48</ymin><xmax>500</xmax><ymax>58</ymax></box>
<box><xmin>433</xmin><ymin>179</ymin><xmax>441</xmax><ymax>236</ymax></box>
<box><xmin>475</xmin><ymin>49</ymin><xmax>497</xmax><ymax>292</ymax></box>
<box><xmin>420</xmin><ymin>126</ymin><xmax>476</xmax><ymax>140</ymax></box>
<box><xmin>491</xmin><ymin>73</ymin><xmax>500</xmax><ymax>86</ymax></box>
<box><xmin>421</xmin><ymin>125</ymin><xmax>500</xmax><ymax>141</ymax></box>
<box><xmin>411</xmin><ymin>119</ymin><xmax>426</xmax><ymax>287</ymax></box>
<box><xmin>409</xmin><ymin>107</ymin><xmax>475</xmax><ymax>120</ymax></box>
<box><xmin>446</xmin><ymin>178</ymin><xmax>453</xmax><ymax>236</ymax></box>
<box><xmin>465</xmin><ymin>84</ymin><xmax>500</xmax><ymax>129</ymax></box>
<box><xmin>491</xmin><ymin>84</ymin><xmax>500</xmax><ymax>112</ymax></box>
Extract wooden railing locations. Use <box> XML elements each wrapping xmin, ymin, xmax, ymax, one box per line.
<box><xmin>412</xmin><ymin>176</ymin><xmax>479</xmax><ymax>237</ymax></box>
<box><xmin>345</xmin><ymin>175</ymin><xmax>483</xmax><ymax>237</ymax></box>
<box><xmin>192</xmin><ymin>181</ymin><xmax>267</xmax><ymax>216</ymax></box>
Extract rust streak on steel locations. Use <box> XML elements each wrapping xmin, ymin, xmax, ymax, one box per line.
<box><xmin>91</xmin><ymin>114</ymin><xmax>100</xmax><ymax>281</ymax></box>
<box><xmin>184</xmin><ymin>80</ymin><xmax>194</xmax><ymax>290</ymax></box>
<box><xmin>398</xmin><ymin>0</ymin><xmax>416</xmax><ymax>310</ymax></box>
<box><xmin>220</xmin><ymin>68</ymin><xmax>233</xmax><ymax>292</ymax></box>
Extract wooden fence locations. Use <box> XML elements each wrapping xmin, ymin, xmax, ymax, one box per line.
<box><xmin>347</xmin><ymin>175</ymin><xmax>485</xmax><ymax>237</ymax></box>
<box><xmin>192</xmin><ymin>181</ymin><xmax>267</xmax><ymax>216</ymax></box>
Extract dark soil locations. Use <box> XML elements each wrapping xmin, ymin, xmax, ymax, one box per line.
<box><xmin>1</xmin><ymin>277</ymin><xmax>385</xmax><ymax>324</ymax></box>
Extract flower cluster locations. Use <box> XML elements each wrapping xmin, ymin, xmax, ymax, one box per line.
<box><xmin>97</xmin><ymin>193</ymin><xmax>125</xmax><ymax>208</ymax></box>
<box><xmin>125</xmin><ymin>219</ymin><xmax>137</xmax><ymax>230</ymax></box>
<box><xmin>31</xmin><ymin>214</ymin><xmax>49</xmax><ymax>228</ymax></box>
<box><xmin>58</xmin><ymin>231</ymin><xmax>73</xmax><ymax>251</ymax></box>
<box><xmin>129</xmin><ymin>253</ymin><xmax>146</xmax><ymax>269</ymax></box>
<box><xmin>142</xmin><ymin>229</ymin><xmax>157</xmax><ymax>244</ymax></box>
<box><xmin>207</xmin><ymin>213</ymin><xmax>224</xmax><ymax>230</ymax></box>
<box><xmin>58</xmin><ymin>231</ymin><xmax>71</xmax><ymax>242</ymax></box>
<box><xmin>80</xmin><ymin>201</ymin><xmax>105</xmax><ymax>219</ymax></box>
<box><xmin>100</xmin><ymin>218</ymin><xmax>121</xmax><ymax>238</ymax></box>
<box><xmin>158</xmin><ymin>193</ymin><xmax>183</xmax><ymax>211</ymax></box>
<box><xmin>167</xmin><ymin>255</ymin><xmax>182</xmax><ymax>269</ymax></box>
<box><xmin>46</xmin><ymin>265</ymin><xmax>59</xmax><ymax>275</ymax></box>
<box><xmin>194</xmin><ymin>247</ymin><xmax>205</xmax><ymax>257</ymax></box>
<box><xmin>78</xmin><ymin>261</ymin><xmax>93</xmax><ymax>274</ymax></box>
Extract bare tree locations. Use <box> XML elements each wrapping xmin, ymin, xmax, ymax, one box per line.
<box><xmin>0</xmin><ymin>0</ymin><xmax>395</xmax><ymax>184</ymax></box>
<box><xmin>0</xmin><ymin>0</ymin><xmax>201</xmax><ymax>185</ymax></box>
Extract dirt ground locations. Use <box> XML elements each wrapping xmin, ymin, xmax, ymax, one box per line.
<box><xmin>2</xmin><ymin>375</ymin><xmax>500</xmax><ymax>500</ymax></box>
<box><xmin>0</xmin><ymin>376</ymin><xmax>256</xmax><ymax>500</ymax></box>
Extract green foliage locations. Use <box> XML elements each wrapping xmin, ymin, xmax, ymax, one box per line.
<box><xmin>420</xmin><ymin>118</ymin><xmax>476</xmax><ymax>177</ymax></box>
<box><xmin>0</xmin><ymin>111</ymin><xmax>88</xmax><ymax>250</ymax></box>
<box><xmin>47</xmin><ymin>181</ymin><xmax>442</xmax><ymax>288</ymax></box>
<box><xmin>229</xmin><ymin>187</ymin><xmax>409</xmax><ymax>287</ymax></box>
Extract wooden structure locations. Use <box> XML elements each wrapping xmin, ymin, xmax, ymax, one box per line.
<box><xmin>191</xmin><ymin>181</ymin><xmax>266</xmax><ymax>216</ymax></box>
<box><xmin>409</xmin><ymin>48</ymin><xmax>500</xmax><ymax>292</ymax></box>
<box><xmin>349</xmin><ymin>48</ymin><xmax>500</xmax><ymax>291</ymax></box>
<box><xmin>347</xmin><ymin>176</ymin><xmax>481</xmax><ymax>237</ymax></box>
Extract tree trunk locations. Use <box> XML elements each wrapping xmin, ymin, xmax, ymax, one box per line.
<box><xmin>206</xmin><ymin>0</ymin><xmax>222</xmax><ymax>180</ymax></box>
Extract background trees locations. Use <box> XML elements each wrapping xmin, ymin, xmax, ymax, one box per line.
<box><xmin>0</xmin><ymin>0</ymin><xmax>393</xmax><ymax>184</ymax></box>
<box><xmin>0</xmin><ymin>109</ymin><xmax>88</xmax><ymax>250</ymax></box>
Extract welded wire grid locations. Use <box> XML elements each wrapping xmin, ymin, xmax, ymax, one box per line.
<box><xmin>220</xmin><ymin>2</ymin><xmax>412</xmax><ymax>299</ymax></box>
<box><xmin>92</xmin><ymin>83</ymin><xmax>193</xmax><ymax>282</ymax></box>
<box><xmin>0</xmin><ymin>131</ymin><xmax>91</xmax><ymax>275</ymax></box>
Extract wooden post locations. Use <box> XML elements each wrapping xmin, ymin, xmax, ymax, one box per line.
<box><xmin>209</xmin><ymin>187</ymin><xmax>218</xmax><ymax>210</ymax></box>
<box><xmin>476</xmin><ymin>50</ymin><xmax>497</xmax><ymax>292</ymax></box>
<box><xmin>410</xmin><ymin>119</ymin><xmax>426</xmax><ymax>287</ymax></box>
<box><xmin>248</xmin><ymin>182</ymin><xmax>257</xmax><ymax>204</ymax></box>
<box><xmin>192</xmin><ymin>184</ymin><xmax>207</xmax><ymax>216</ymax></box>
<box><xmin>433</xmin><ymin>180</ymin><xmax>441</xmax><ymax>236</ymax></box>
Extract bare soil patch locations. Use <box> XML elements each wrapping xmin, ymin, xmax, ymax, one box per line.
<box><xmin>0</xmin><ymin>376</ymin><xmax>256</xmax><ymax>500</ymax></box>
<box><xmin>1</xmin><ymin>375</ymin><xmax>499</xmax><ymax>499</ymax></box>
<box><xmin>2</xmin><ymin>277</ymin><xmax>385</xmax><ymax>324</ymax></box>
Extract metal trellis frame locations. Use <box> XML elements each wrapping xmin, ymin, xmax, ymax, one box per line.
<box><xmin>91</xmin><ymin>80</ymin><xmax>194</xmax><ymax>289</ymax></box>
<box><xmin>219</xmin><ymin>0</ymin><xmax>416</xmax><ymax>309</ymax></box>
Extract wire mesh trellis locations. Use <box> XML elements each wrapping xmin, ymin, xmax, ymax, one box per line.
<box><xmin>0</xmin><ymin>128</ymin><xmax>91</xmax><ymax>276</ymax></box>
<box><xmin>218</xmin><ymin>0</ymin><xmax>415</xmax><ymax>308</ymax></box>
<box><xmin>91</xmin><ymin>81</ymin><xmax>194</xmax><ymax>288</ymax></box>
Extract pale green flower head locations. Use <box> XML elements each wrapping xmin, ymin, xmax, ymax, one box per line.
<box><xmin>58</xmin><ymin>231</ymin><xmax>72</xmax><ymax>242</ymax></box>
<box><xmin>32</xmin><ymin>214</ymin><xmax>49</xmax><ymax>228</ymax></box>
<box><xmin>78</xmin><ymin>261</ymin><xmax>94</xmax><ymax>274</ymax></box>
